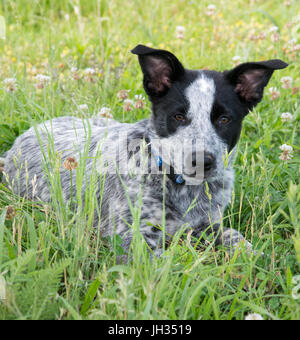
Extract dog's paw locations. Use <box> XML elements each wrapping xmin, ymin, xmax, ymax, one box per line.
<box><xmin>221</xmin><ymin>229</ymin><xmax>263</xmax><ymax>257</ymax></box>
<box><xmin>231</xmin><ymin>239</ymin><xmax>252</xmax><ymax>255</ymax></box>
<box><xmin>231</xmin><ymin>239</ymin><xmax>264</xmax><ymax>257</ymax></box>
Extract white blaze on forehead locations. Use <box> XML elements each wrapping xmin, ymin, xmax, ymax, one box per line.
<box><xmin>185</xmin><ymin>73</ymin><xmax>215</xmax><ymax>118</ymax></box>
<box><xmin>183</xmin><ymin>72</ymin><xmax>228</xmax><ymax>174</ymax></box>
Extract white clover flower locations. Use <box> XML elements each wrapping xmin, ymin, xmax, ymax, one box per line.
<box><xmin>206</xmin><ymin>4</ymin><xmax>216</xmax><ymax>16</ymax></box>
<box><xmin>280</xmin><ymin>76</ymin><xmax>293</xmax><ymax>89</ymax></box>
<box><xmin>124</xmin><ymin>99</ymin><xmax>134</xmax><ymax>105</ymax></box>
<box><xmin>83</xmin><ymin>68</ymin><xmax>96</xmax><ymax>82</ymax></box>
<box><xmin>134</xmin><ymin>95</ymin><xmax>146</xmax><ymax>109</ymax></box>
<box><xmin>99</xmin><ymin>107</ymin><xmax>111</xmax><ymax>115</ymax></box>
<box><xmin>268</xmin><ymin>87</ymin><xmax>280</xmax><ymax>100</ymax></box>
<box><xmin>71</xmin><ymin>67</ymin><xmax>81</xmax><ymax>80</ymax></box>
<box><xmin>35</xmin><ymin>74</ymin><xmax>51</xmax><ymax>89</ymax></box>
<box><xmin>245</xmin><ymin>313</ymin><xmax>264</xmax><ymax>320</ymax></box>
<box><xmin>117</xmin><ymin>89</ymin><xmax>129</xmax><ymax>100</ymax></box>
<box><xmin>176</xmin><ymin>26</ymin><xmax>186</xmax><ymax>33</ymax></box>
<box><xmin>3</xmin><ymin>77</ymin><xmax>16</xmax><ymax>85</ymax></box>
<box><xmin>63</xmin><ymin>156</ymin><xmax>78</xmax><ymax>171</ymax></box>
<box><xmin>232</xmin><ymin>55</ymin><xmax>241</xmax><ymax>61</ymax></box>
<box><xmin>123</xmin><ymin>99</ymin><xmax>134</xmax><ymax>112</ymax></box>
<box><xmin>84</xmin><ymin>68</ymin><xmax>96</xmax><ymax>75</ymax></box>
<box><xmin>175</xmin><ymin>26</ymin><xmax>186</xmax><ymax>39</ymax></box>
<box><xmin>279</xmin><ymin>144</ymin><xmax>293</xmax><ymax>161</ymax></box>
<box><xmin>79</xmin><ymin>104</ymin><xmax>88</xmax><ymax>111</ymax></box>
<box><xmin>232</xmin><ymin>55</ymin><xmax>241</xmax><ymax>65</ymax></box>
<box><xmin>269</xmin><ymin>26</ymin><xmax>279</xmax><ymax>33</ymax></box>
<box><xmin>207</xmin><ymin>4</ymin><xmax>216</xmax><ymax>10</ymax></box>
<box><xmin>134</xmin><ymin>94</ymin><xmax>146</xmax><ymax>101</ymax></box>
<box><xmin>35</xmin><ymin>74</ymin><xmax>51</xmax><ymax>83</ymax></box>
<box><xmin>281</xmin><ymin>112</ymin><xmax>293</xmax><ymax>122</ymax></box>
<box><xmin>98</xmin><ymin>107</ymin><xmax>112</xmax><ymax>118</ymax></box>
<box><xmin>3</xmin><ymin>78</ymin><xmax>17</xmax><ymax>92</ymax></box>
<box><xmin>268</xmin><ymin>87</ymin><xmax>280</xmax><ymax>99</ymax></box>
<box><xmin>280</xmin><ymin>144</ymin><xmax>293</xmax><ymax>152</ymax></box>
<box><xmin>279</xmin><ymin>153</ymin><xmax>293</xmax><ymax>161</ymax></box>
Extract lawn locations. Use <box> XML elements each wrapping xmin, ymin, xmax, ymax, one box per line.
<box><xmin>0</xmin><ymin>0</ymin><xmax>299</xmax><ymax>320</ymax></box>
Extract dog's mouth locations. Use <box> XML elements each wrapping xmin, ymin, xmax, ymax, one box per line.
<box><xmin>182</xmin><ymin>167</ymin><xmax>217</xmax><ymax>185</ymax></box>
<box><xmin>181</xmin><ymin>170</ymin><xmax>203</xmax><ymax>185</ymax></box>
<box><xmin>181</xmin><ymin>173</ymin><xmax>203</xmax><ymax>185</ymax></box>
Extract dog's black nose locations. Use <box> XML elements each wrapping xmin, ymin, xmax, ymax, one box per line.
<box><xmin>204</xmin><ymin>153</ymin><xmax>215</xmax><ymax>172</ymax></box>
<box><xmin>191</xmin><ymin>152</ymin><xmax>215</xmax><ymax>173</ymax></box>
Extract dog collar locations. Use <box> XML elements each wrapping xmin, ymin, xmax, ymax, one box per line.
<box><xmin>145</xmin><ymin>135</ymin><xmax>185</xmax><ymax>185</ymax></box>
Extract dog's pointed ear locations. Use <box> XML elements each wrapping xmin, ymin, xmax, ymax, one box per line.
<box><xmin>225</xmin><ymin>59</ymin><xmax>288</xmax><ymax>111</ymax></box>
<box><xmin>131</xmin><ymin>45</ymin><xmax>185</xmax><ymax>97</ymax></box>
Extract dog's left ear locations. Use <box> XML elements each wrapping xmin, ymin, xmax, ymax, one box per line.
<box><xmin>225</xmin><ymin>59</ymin><xmax>288</xmax><ymax>111</ymax></box>
<box><xmin>131</xmin><ymin>44</ymin><xmax>185</xmax><ymax>97</ymax></box>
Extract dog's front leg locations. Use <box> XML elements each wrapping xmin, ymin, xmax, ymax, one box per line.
<box><xmin>118</xmin><ymin>223</ymin><xmax>172</xmax><ymax>259</ymax></box>
<box><xmin>116</xmin><ymin>224</ymin><xmax>164</xmax><ymax>263</ymax></box>
<box><xmin>138</xmin><ymin>206</ymin><xmax>188</xmax><ymax>258</ymax></box>
<box><xmin>116</xmin><ymin>204</ymin><xmax>185</xmax><ymax>261</ymax></box>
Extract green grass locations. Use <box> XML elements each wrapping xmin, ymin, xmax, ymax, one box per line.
<box><xmin>0</xmin><ymin>0</ymin><xmax>299</xmax><ymax>320</ymax></box>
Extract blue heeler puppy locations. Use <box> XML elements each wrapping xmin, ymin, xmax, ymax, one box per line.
<box><xmin>2</xmin><ymin>45</ymin><xmax>288</xmax><ymax>257</ymax></box>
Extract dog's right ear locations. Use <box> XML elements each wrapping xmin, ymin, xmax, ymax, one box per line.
<box><xmin>131</xmin><ymin>45</ymin><xmax>185</xmax><ymax>97</ymax></box>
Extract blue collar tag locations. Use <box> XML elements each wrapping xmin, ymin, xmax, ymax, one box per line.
<box><xmin>155</xmin><ymin>155</ymin><xmax>162</xmax><ymax>167</ymax></box>
<box><xmin>175</xmin><ymin>175</ymin><xmax>184</xmax><ymax>184</ymax></box>
<box><xmin>147</xmin><ymin>134</ymin><xmax>185</xmax><ymax>185</ymax></box>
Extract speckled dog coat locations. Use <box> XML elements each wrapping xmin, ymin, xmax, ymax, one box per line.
<box><xmin>2</xmin><ymin>45</ymin><xmax>288</xmax><ymax>256</ymax></box>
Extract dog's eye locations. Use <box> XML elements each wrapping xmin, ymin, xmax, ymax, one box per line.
<box><xmin>218</xmin><ymin>115</ymin><xmax>231</xmax><ymax>125</ymax></box>
<box><xmin>174</xmin><ymin>114</ymin><xmax>186</xmax><ymax>122</ymax></box>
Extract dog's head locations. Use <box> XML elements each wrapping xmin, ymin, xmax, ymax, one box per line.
<box><xmin>132</xmin><ymin>45</ymin><xmax>288</xmax><ymax>184</ymax></box>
